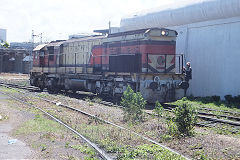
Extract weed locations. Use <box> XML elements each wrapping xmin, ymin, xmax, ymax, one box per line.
<box><xmin>160</xmin><ymin>134</ymin><xmax>172</xmax><ymax>142</ymax></box>
<box><xmin>40</xmin><ymin>144</ymin><xmax>47</xmax><ymax>151</ymax></box>
<box><xmin>166</xmin><ymin>117</ymin><xmax>178</xmax><ymax>137</ymax></box>
<box><xmin>14</xmin><ymin>114</ymin><xmax>65</xmax><ymax>135</ymax></box>
<box><xmin>92</xmin><ymin>97</ymin><xmax>102</xmax><ymax>103</ymax></box>
<box><xmin>88</xmin><ymin>102</ymin><xmax>94</xmax><ymax>106</ymax></box>
<box><xmin>117</xmin><ymin>144</ymin><xmax>184</xmax><ymax>160</ymax></box>
<box><xmin>193</xmin><ymin>150</ymin><xmax>208</xmax><ymax>160</ymax></box>
<box><xmin>72</xmin><ymin>135</ymin><xmax>80</xmax><ymax>140</ymax></box>
<box><xmin>38</xmin><ymin>93</ymin><xmax>49</xmax><ymax>98</ymax></box>
<box><xmin>121</xmin><ymin>86</ymin><xmax>146</xmax><ymax>123</ymax></box>
<box><xmin>84</xmin><ymin>97</ymin><xmax>91</xmax><ymax>102</ymax></box>
<box><xmin>88</xmin><ymin>114</ymin><xmax>104</xmax><ymax>125</ymax></box>
<box><xmin>65</xmin><ymin>142</ymin><xmax>70</xmax><ymax>148</ymax></box>
<box><xmin>212</xmin><ymin>95</ymin><xmax>220</xmax><ymax>102</ymax></box>
<box><xmin>0</xmin><ymin>113</ymin><xmax>8</xmax><ymax>121</ymax></box>
<box><xmin>40</xmin><ymin>132</ymin><xmax>56</xmax><ymax>142</ymax></box>
<box><xmin>66</xmin><ymin>153</ymin><xmax>77</xmax><ymax>160</ymax></box>
<box><xmin>174</xmin><ymin>103</ymin><xmax>197</xmax><ymax>136</ymax></box>
<box><xmin>153</xmin><ymin>101</ymin><xmax>164</xmax><ymax>129</ymax></box>
<box><xmin>0</xmin><ymin>87</ymin><xmax>18</xmax><ymax>93</ymax></box>
<box><xmin>71</xmin><ymin>144</ymin><xmax>97</xmax><ymax>159</ymax></box>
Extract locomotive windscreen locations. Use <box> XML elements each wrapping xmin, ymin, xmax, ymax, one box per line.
<box><xmin>109</xmin><ymin>54</ymin><xmax>141</xmax><ymax>72</ymax></box>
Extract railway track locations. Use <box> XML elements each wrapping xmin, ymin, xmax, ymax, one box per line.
<box><xmin>1</xmin><ymin>81</ymin><xmax>240</xmax><ymax>128</ymax></box>
<box><xmin>0</xmin><ymin>89</ymin><xmax>112</xmax><ymax>160</ymax></box>
<box><xmin>162</xmin><ymin>104</ymin><xmax>240</xmax><ymax>126</ymax></box>
<box><xmin>1</xmin><ymin>81</ymin><xmax>240</xmax><ymax>127</ymax></box>
<box><xmin>0</xmin><ymin>82</ymin><xmax>190</xmax><ymax>160</ymax></box>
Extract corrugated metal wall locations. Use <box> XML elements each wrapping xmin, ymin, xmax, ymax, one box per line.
<box><xmin>120</xmin><ymin>0</ymin><xmax>240</xmax><ymax>98</ymax></box>
<box><xmin>175</xmin><ymin>17</ymin><xmax>240</xmax><ymax>98</ymax></box>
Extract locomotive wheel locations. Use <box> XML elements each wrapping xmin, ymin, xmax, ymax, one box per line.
<box><xmin>72</xmin><ymin>90</ymin><xmax>77</xmax><ymax>94</ymax></box>
<box><xmin>95</xmin><ymin>87</ymin><xmax>101</xmax><ymax>95</ymax></box>
<box><xmin>39</xmin><ymin>86</ymin><xmax>44</xmax><ymax>92</ymax></box>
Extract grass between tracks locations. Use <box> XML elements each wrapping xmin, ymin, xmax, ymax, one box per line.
<box><xmin>169</xmin><ymin>97</ymin><xmax>240</xmax><ymax>136</ymax></box>
<box><xmin>12</xmin><ymin>108</ymin><xmax>98</xmax><ymax>159</ymax></box>
<box><xmin>76</xmin><ymin>123</ymin><xmax>184</xmax><ymax>160</ymax></box>
<box><xmin>170</xmin><ymin>97</ymin><xmax>240</xmax><ymax>114</ymax></box>
<box><xmin>4</xmin><ymin>86</ymin><xmax>240</xmax><ymax>159</ymax></box>
<box><xmin>14</xmin><ymin>113</ymin><xmax>65</xmax><ymax>135</ymax></box>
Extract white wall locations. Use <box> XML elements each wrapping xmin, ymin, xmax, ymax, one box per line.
<box><xmin>0</xmin><ymin>29</ymin><xmax>7</xmax><ymax>42</ymax></box>
<box><xmin>170</xmin><ymin>17</ymin><xmax>240</xmax><ymax>98</ymax></box>
<box><xmin>120</xmin><ymin>0</ymin><xmax>240</xmax><ymax>98</ymax></box>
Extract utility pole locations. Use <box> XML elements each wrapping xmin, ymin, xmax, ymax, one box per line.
<box><xmin>30</xmin><ymin>30</ymin><xmax>43</xmax><ymax>73</ymax></box>
<box><xmin>109</xmin><ymin>21</ymin><xmax>111</xmax><ymax>34</ymax></box>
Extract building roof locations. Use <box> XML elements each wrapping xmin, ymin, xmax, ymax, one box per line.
<box><xmin>33</xmin><ymin>44</ymin><xmax>47</xmax><ymax>51</ymax></box>
<box><xmin>120</xmin><ymin>0</ymin><xmax>240</xmax><ymax>31</ymax></box>
<box><xmin>47</xmin><ymin>40</ymin><xmax>66</xmax><ymax>47</ymax></box>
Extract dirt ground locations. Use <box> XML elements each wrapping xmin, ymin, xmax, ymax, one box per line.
<box><xmin>0</xmin><ymin>91</ymin><xmax>96</xmax><ymax>159</ymax></box>
<box><xmin>0</xmin><ymin>93</ymin><xmax>33</xmax><ymax>159</ymax></box>
<box><xmin>1</xmin><ymin>73</ymin><xmax>240</xmax><ymax>159</ymax></box>
<box><xmin>0</xmin><ymin>73</ymin><xmax>29</xmax><ymax>81</ymax></box>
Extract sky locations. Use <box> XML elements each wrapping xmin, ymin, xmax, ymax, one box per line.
<box><xmin>0</xmin><ymin>0</ymin><xmax>180</xmax><ymax>42</ymax></box>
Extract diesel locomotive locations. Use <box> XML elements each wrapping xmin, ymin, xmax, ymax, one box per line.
<box><xmin>30</xmin><ymin>28</ymin><xmax>188</xmax><ymax>103</ymax></box>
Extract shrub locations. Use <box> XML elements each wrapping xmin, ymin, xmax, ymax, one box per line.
<box><xmin>153</xmin><ymin>101</ymin><xmax>164</xmax><ymax>130</ymax></box>
<box><xmin>212</xmin><ymin>95</ymin><xmax>220</xmax><ymax>102</ymax></box>
<box><xmin>224</xmin><ymin>95</ymin><xmax>233</xmax><ymax>103</ymax></box>
<box><xmin>153</xmin><ymin>101</ymin><xmax>163</xmax><ymax>119</ymax></box>
<box><xmin>121</xmin><ymin>86</ymin><xmax>146</xmax><ymax>123</ymax></box>
<box><xmin>174</xmin><ymin>103</ymin><xmax>197</xmax><ymax>136</ymax></box>
<box><xmin>121</xmin><ymin>85</ymin><xmax>135</xmax><ymax>108</ymax></box>
<box><xmin>166</xmin><ymin>117</ymin><xmax>178</xmax><ymax>137</ymax></box>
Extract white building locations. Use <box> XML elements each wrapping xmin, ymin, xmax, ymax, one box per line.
<box><xmin>120</xmin><ymin>0</ymin><xmax>240</xmax><ymax>98</ymax></box>
<box><xmin>0</xmin><ymin>28</ymin><xmax>7</xmax><ymax>43</ymax></box>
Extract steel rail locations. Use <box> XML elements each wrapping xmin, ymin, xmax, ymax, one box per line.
<box><xmin>0</xmin><ymin>90</ymin><xmax>113</xmax><ymax>160</ymax></box>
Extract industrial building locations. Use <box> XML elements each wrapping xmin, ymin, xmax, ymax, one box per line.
<box><xmin>0</xmin><ymin>48</ymin><xmax>30</xmax><ymax>73</ymax></box>
<box><xmin>120</xmin><ymin>0</ymin><xmax>240</xmax><ymax>98</ymax></box>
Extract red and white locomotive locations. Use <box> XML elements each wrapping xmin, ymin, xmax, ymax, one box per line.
<box><xmin>30</xmin><ymin>28</ymin><xmax>188</xmax><ymax>103</ymax></box>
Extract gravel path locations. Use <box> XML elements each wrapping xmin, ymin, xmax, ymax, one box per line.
<box><xmin>0</xmin><ymin>92</ymin><xmax>33</xmax><ymax>159</ymax></box>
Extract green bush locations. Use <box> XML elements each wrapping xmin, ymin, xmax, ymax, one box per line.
<box><xmin>153</xmin><ymin>101</ymin><xmax>164</xmax><ymax>129</ymax></box>
<box><xmin>121</xmin><ymin>86</ymin><xmax>146</xmax><ymax>123</ymax></box>
<box><xmin>211</xmin><ymin>95</ymin><xmax>220</xmax><ymax>102</ymax></box>
<box><xmin>224</xmin><ymin>95</ymin><xmax>240</xmax><ymax>108</ymax></box>
<box><xmin>224</xmin><ymin>95</ymin><xmax>233</xmax><ymax>103</ymax></box>
<box><xmin>174</xmin><ymin>103</ymin><xmax>197</xmax><ymax>136</ymax></box>
<box><xmin>166</xmin><ymin>117</ymin><xmax>178</xmax><ymax>137</ymax></box>
<box><xmin>153</xmin><ymin>101</ymin><xmax>164</xmax><ymax>118</ymax></box>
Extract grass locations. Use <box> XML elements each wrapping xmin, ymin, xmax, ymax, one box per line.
<box><xmin>0</xmin><ymin>112</ymin><xmax>8</xmax><ymax>121</ymax></box>
<box><xmin>170</xmin><ymin>97</ymin><xmax>240</xmax><ymax>136</ymax></box>
<box><xmin>211</xmin><ymin>125</ymin><xmax>240</xmax><ymax>136</ymax></box>
<box><xmin>76</xmin><ymin>123</ymin><xmax>185</xmax><ymax>159</ymax></box>
<box><xmin>117</xmin><ymin>144</ymin><xmax>185</xmax><ymax>160</ymax></box>
<box><xmin>92</xmin><ymin>97</ymin><xmax>102</xmax><ymax>103</ymax></box>
<box><xmin>170</xmin><ymin>97</ymin><xmax>240</xmax><ymax>114</ymax></box>
<box><xmin>14</xmin><ymin>113</ymin><xmax>65</xmax><ymax>135</ymax></box>
<box><xmin>71</xmin><ymin>144</ymin><xmax>97</xmax><ymax>160</ymax></box>
<box><xmin>38</xmin><ymin>93</ymin><xmax>49</xmax><ymax>98</ymax></box>
<box><xmin>0</xmin><ymin>87</ymin><xmax>19</xmax><ymax>93</ymax></box>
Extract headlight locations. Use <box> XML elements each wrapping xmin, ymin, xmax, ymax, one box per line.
<box><xmin>161</xmin><ymin>30</ymin><xmax>169</xmax><ymax>36</ymax></box>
